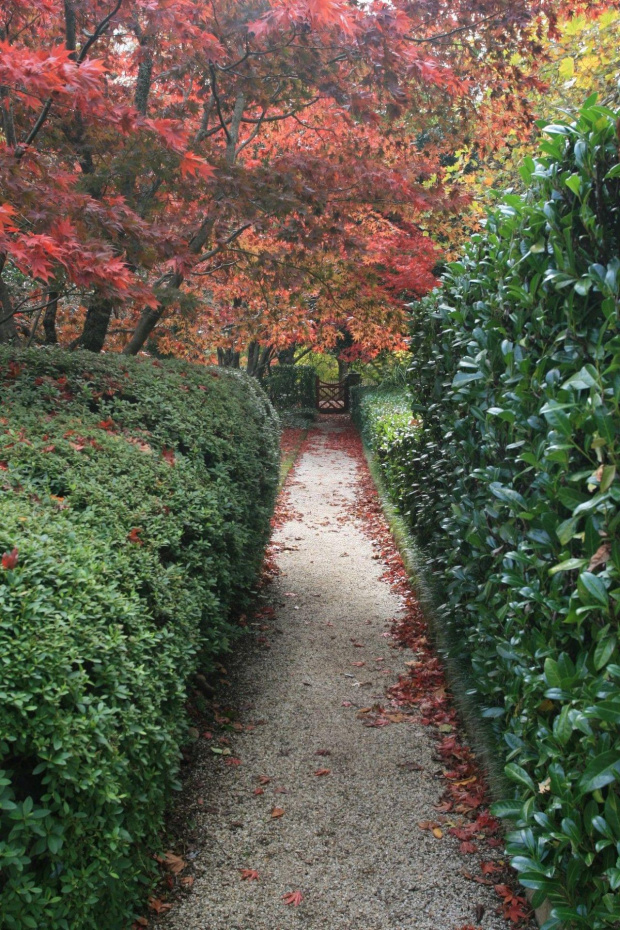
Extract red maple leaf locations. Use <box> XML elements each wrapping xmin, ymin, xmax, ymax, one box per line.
<box><xmin>1</xmin><ymin>548</ymin><xmax>18</xmax><ymax>570</ymax></box>
<box><xmin>282</xmin><ymin>890</ymin><xmax>304</xmax><ymax>906</ymax></box>
<box><xmin>314</xmin><ymin>768</ymin><xmax>331</xmax><ymax>776</ymax></box>
<box><xmin>240</xmin><ymin>869</ymin><xmax>259</xmax><ymax>881</ymax></box>
<box><xmin>127</xmin><ymin>527</ymin><xmax>143</xmax><ymax>545</ymax></box>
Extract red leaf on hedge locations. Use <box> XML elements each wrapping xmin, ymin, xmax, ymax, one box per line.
<box><xmin>127</xmin><ymin>527</ymin><xmax>143</xmax><ymax>545</ymax></box>
<box><xmin>97</xmin><ymin>418</ymin><xmax>116</xmax><ymax>431</ymax></box>
<box><xmin>0</xmin><ymin>461</ymin><xmax>8</xmax><ymax>470</ymax></box>
<box><xmin>2</xmin><ymin>548</ymin><xmax>18</xmax><ymax>570</ymax></box>
<box><xmin>162</xmin><ymin>447</ymin><xmax>175</xmax><ymax>465</ymax></box>
<box><xmin>282</xmin><ymin>890</ymin><xmax>303</xmax><ymax>906</ymax></box>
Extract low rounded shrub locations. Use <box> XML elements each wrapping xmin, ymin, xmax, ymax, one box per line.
<box><xmin>0</xmin><ymin>350</ymin><xmax>279</xmax><ymax>929</ymax></box>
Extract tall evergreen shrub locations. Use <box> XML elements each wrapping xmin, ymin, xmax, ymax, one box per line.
<box><xmin>404</xmin><ymin>99</ymin><xmax>620</xmax><ymax>928</ymax></box>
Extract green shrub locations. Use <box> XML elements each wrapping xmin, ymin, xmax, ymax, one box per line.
<box><xmin>0</xmin><ymin>350</ymin><xmax>279</xmax><ymax>930</ymax></box>
<box><xmin>263</xmin><ymin>364</ymin><xmax>316</xmax><ymax>412</ymax></box>
<box><xmin>373</xmin><ymin>99</ymin><xmax>620</xmax><ymax>928</ymax></box>
<box><xmin>351</xmin><ymin>386</ymin><xmax>421</xmax><ymax>510</ymax></box>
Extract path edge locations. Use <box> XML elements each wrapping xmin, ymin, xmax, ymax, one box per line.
<box><xmin>358</xmin><ymin>440</ymin><xmax>555</xmax><ymax>930</ymax></box>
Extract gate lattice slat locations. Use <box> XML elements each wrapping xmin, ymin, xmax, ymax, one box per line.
<box><xmin>316</xmin><ymin>379</ymin><xmax>347</xmax><ymax>412</ymax></box>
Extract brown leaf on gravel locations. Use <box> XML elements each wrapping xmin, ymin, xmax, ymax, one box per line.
<box><xmin>352</xmin><ymin>661</ymin><xmax>365</xmax><ymax>667</ymax></box>
<box><xmin>398</xmin><ymin>761</ymin><xmax>424</xmax><ymax>772</ymax></box>
<box><xmin>162</xmin><ymin>852</ymin><xmax>186</xmax><ymax>875</ymax></box>
<box><xmin>240</xmin><ymin>869</ymin><xmax>260</xmax><ymax>881</ymax></box>
<box><xmin>315</xmin><ymin>749</ymin><xmax>331</xmax><ymax>756</ymax></box>
<box><xmin>258</xmin><ymin>775</ymin><xmax>271</xmax><ymax>784</ymax></box>
<box><xmin>271</xmin><ymin>807</ymin><xmax>285</xmax><ymax>818</ymax></box>
<box><xmin>180</xmin><ymin>876</ymin><xmax>194</xmax><ymax>889</ymax></box>
<box><xmin>282</xmin><ymin>890</ymin><xmax>304</xmax><ymax>906</ymax></box>
<box><xmin>314</xmin><ymin>768</ymin><xmax>330</xmax><ymax>776</ymax></box>
<box><xmin>132</xmin><ymin>919</ymin><xmax>148</xmax><ymax>929</ymax></box>
<box><xmin>253</xmin><ymin>787</ymin><xmax>264</xmax><ymax>796</ymax></box>
<box><xmin>148</xmin><ymin>897</ymin><xmax>172</xmax><ymax>914</ymax></box>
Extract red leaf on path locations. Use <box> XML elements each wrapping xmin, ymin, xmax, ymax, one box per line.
<box><xmin>240</xmin><ymin>869</ymin><xmax>259</xmax><ymax>881</ymax></box>
<box><xmin>253</xmin><ymin>787</ymin><xmax>264</xmax><ymax>796</ymax></box>
<box><xmin>480</xmin><ymin>861</ymin><xmax>502</xmax><ymax>875</ymax></box>
<box><xmin>341</xmin><ymin>701</ymin><xmax>353</xmax><ymax>707</ymax></box>
<box><xmin>258</xmin><ymin>775</ymin><xmax>271</xmax><ymax>784</ymax></box>
<box><xmin>314</xmin><ymin>768</ymin><xmax>330</xmax><ymax>776</ymax></box>
<box><xmin>225</xmin><ymin>757</ymin><xmax>242</xmax><ymax>766</ymax></box>
<box><xmin>162</xmin><ymin>447</ymin><xmax>175</xmax><ymax>465</ymax></box>
<box><xmin>460</xmin><ymin>841</ymin><xmax>477</xmax><ymax>854</ymax></box>
<box><xmin>315</xmin><ymin>749</ymin><xmax>331</xmax><ymax>756</ymax></box>
<box><xmin>1</xmin><ymin>548</ymin><xmax>18</xmax><ymax>570</ymax></box>
<box><xmin>148</xmin><ymin>897</ymin><xmax>172</xmax><ymax>914</ymax></box>
<box><xmin>271</xmin><ymin>807</ymin><xmax>285</xmax><ymax>818</ymax></box>
<box><xmin>352</xmin><ymin>661</ymin><xmax>365</xmax><ymax>667</ymax></box>
<box><xmin>282</xmin><ymin>890</ymin><xmax>304</xmax><ymax>906</ymax></box>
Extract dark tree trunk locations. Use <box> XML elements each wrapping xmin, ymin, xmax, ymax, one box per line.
<box><xmin>217</xmin><ymin>347</ymin><xmax>240</xmax><ymax>368</ymax></box>
<box><xmin>0</xmin><ymin>261</ymin><xmax>19</xmax><ymax>345</ymax></box>
<box><xmin>43</xmin><ymin>291</ymin><xmax>59</xmax><ymax>344</ymax></box>
<box><xmin>77</xmin><ymin>297</ymin><xmax>114</xmax><ymax>353</ymax></box>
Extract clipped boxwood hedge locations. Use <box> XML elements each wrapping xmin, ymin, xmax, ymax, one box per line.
<box><xmin>0</xmin><ymin>350</ymin><xmax>279</xmax><ymax>930</ymax></box>
<box><xmin>366</xmin><ymin>99</ymin><xmax>620</xmax><ymax>928</ymax></box>
<box><xmin>263</xmin><ymin>364</ymin><xmax>315</xmax><ymax>411</ymax></box>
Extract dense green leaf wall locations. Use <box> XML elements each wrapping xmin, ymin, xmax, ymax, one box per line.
<box><xmin>0</xmin><ymin>351</ymin><xmax>279</xmax><ymax>930</ymax></box>
<box><xmin>365</xmin><ymin>100</ymin><xmax>620</xmax><ymax>929</ymax></box>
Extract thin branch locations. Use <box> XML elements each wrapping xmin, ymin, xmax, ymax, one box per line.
<box><xmin>404</xmin><ymin>13</ymin><xmax>501</xmax><ymax>45</ymax></box>
<box><xmin>77</xmin><ymin>0</ymin><xmax>123</xmax><ymax>63</ymax></box>
<box><xmin>209</xmin><ymin>63</ymin><xmax>231</xmax><ymax>143</ymax></box>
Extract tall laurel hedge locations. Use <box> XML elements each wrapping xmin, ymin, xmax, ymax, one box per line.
<box><xmin>0</xmin><ymin>350</ymin><xmax>279</xmax><ymax>930</ymax></box>
<box><xmin>365</xmin><ymin>99</ymin><xmax>620</xmax><ymax>928</ymax></box>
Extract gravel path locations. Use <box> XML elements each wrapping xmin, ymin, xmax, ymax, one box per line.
<box><xmin>157</xmin><ymin>418</ymin><xmax>522</xmax><ymax>930</ymax></box>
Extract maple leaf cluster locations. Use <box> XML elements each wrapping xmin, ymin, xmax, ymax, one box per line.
<box><xmin>0</xmin><ymin>0</ymin><xmax>605</xmax><ymax>358</ymax></box>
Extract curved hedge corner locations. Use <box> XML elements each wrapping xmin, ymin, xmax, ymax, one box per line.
<box><xmin>0</xmin><ymin>350</ymin><xmax>279</xmax><ymax>930</ymax></box>
<box><xmin>369</xmin><ymin>100</ymin><xmax>620</xmax><ymax>929</ymax></box>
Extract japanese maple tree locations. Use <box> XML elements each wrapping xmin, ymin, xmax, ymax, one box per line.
<box><xmin>0</xmin><ymin>0</ymin><xmax>605</xmax><ymax>362</ymax></box>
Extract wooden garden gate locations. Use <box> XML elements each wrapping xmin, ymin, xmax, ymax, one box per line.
<box><xmin>316</xmin><ymin>378</ymin><xmax>348</xmax><ymax>413</ymax></box>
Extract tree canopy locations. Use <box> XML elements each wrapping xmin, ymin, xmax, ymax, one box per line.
<box><xmin>0</xmin><ymin>0</ymin><xmax>607</xmax><ymax>365</ymax></box>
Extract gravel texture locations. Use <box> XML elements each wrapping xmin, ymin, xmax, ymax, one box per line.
<box><xmin>156</xmin><ymin>418</ymin><xmax>522</xmax><ymax>930</ymax></box>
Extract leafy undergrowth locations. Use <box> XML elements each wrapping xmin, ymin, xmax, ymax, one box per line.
<box><xmin>322</xmin><ymin>417</ymin><xmax>534</xmax><ymax>929</ymax></box>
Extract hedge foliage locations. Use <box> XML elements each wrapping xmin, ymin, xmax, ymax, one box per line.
<box><xmin>362</xmin><ymin>100</ymin><xmax>620</xmax><ymax>928</ymax></box>
<box><xmin>263</xmin><ymin>364</ymin><xmax>315</xmax><ymax>411</ymax></box>
<box><xmin>0</xmin><ymin>350</ymin><xmax>279</xmax><ymax>930</ymax></box>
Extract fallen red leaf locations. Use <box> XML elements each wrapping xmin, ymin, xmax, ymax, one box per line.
<box><xmin>315</xmin><ymin>749</ymin><xmax>331</xmax><ymax>756</ymax></box>
<box><xmin>148</xmin><ymin>897</ymin><xmax>172</xmax><ymax>914</ymax></box>
<box><xmin>240</xmin><ymin>869</ymin><xmax>260</xmax><ymax>881</ymax></box>
<box><xmin>258</xmin><ymin>775</ymin><xmax>271</xmax><ymax>785</ymax></box>
<box><xmin>314</xmin><ymin>768</ymin><xmax>330</xmax><ymax>776</ymax></box>
<box><xmin>271</xmin><ymin>807</ymin><xmax>285</xmax><ymax>818</ymax></box>
<box><xmin>282</xmin><ymin>890</ymin><xmax>304</xmax><ymax>906</ymax></box>
<box><xmin>253</xmin><ymin>787</ymin><xmax>264</xmax><ymax>796</ymax></box>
